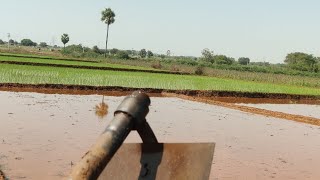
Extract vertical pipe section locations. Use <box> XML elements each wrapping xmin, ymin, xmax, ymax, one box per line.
<box><xmin>70</xmin><ymin>91</ymin><xmax>151</xmax><ymax>180</ymax></box>
<box><xmin>70</xmin><ymin>113</ymin><xmax>134</xmax><ymax>180</ymax></box>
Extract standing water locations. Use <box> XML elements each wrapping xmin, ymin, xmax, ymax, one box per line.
<box><xmin>0</xmin><ymin>91</ymin><xmax>320</xmax><ymax>179</ymax></box>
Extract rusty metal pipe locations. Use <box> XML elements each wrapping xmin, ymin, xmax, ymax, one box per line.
<box><xmin>70</xmin><ymin>113</ymin><xmax>134</xmax><ymax>180</ymax></box>
<box><xmin>70</xmin><ymin>91</ymin><xmax>152</xmax><ymax>180</ymax></box>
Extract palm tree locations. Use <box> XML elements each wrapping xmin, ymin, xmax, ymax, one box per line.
<box><xmin>101</xmin><ymin>8</ymin><xmax>115</xmax><ymax>57</ymax></box>
<box><xmin>95</xmin><ymin>96</ymin><xmax>108</xmax><ymax>119</ymax></box>
<box><xmin>61</xmin><ymin>34</ymin><xmax>69</xmax><ymax>48</ymax></box>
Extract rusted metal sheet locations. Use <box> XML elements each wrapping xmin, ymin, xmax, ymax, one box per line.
<box><xmin>98</xmin><ymin>143</ymin><xmax>215</xmax><ymax>180</ymax></box>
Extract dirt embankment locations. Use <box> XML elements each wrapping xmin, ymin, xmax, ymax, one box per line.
<box><xmin>164</xmin><ymin>93</ymin><xmax>320</xmax><ymax>126</ymax></box>
<box><xmin>0</xmin><ymin>60</ymin><xmax>189</xmax><ymax>75</ymax></box>
<box><xmin>0</xmin><ymin>83</ymin><xmax>319</xmax><ymax>102</ymax></box>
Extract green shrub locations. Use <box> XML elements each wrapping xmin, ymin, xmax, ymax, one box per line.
<box><xmin>151</xmin><ymin>61</ymin><xmax>162</xmax><ymax>69</ymax></box>
<box><xmin>21</xmin><ymin>39</ymin><xmax>37</xmax><ymax>46</ymax></box>
<box><xmin>116</xmin><ymin>51</ymin><xmax>130</xmax><ymax>59</ymax></box>
<box><xmin>194</xmin><ymin>66</ymin><xmax>204</xmax><ymax>75</ymax></box>
<box><xmin>170</xmin><ymin>64</ymin><xmax>180</xmax><ymax>72</ymax></box>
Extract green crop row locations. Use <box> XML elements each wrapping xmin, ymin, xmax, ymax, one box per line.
<box><xmin>0</xmin><ymin>63</ymin><xmax>319</xmax><ymax>96</ymax></box>
<box><xmin>0</xmin><ymin>55</ymin><xmax>159</xmax><ymax>71</ymax></box>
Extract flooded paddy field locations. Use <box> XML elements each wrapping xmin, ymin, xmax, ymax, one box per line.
<box><xmin>237</xmin><ymin>104</ymin><xmax>320</xmax><ymax>119</ymax></box>
<box><xmin>1</xmin><ymin>90</ymin><xmax>320</xmax><ymax>179</ymax></box>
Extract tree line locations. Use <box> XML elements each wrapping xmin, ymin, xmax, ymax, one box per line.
<box><xmin>1</xmin><ymin>36</ymin><xmax>319</xmax><ymax>73</ymax></box>
<box><xmin>200</xmin><ymin>48</ymin><xmax>319</xmax><ymax>73</ymax></box>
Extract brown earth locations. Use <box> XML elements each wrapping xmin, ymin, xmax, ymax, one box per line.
<box><xmin>0</xmin><ymin>60</ymin><xmax>188</xmax><ymax>75</ymax></box>
<box><xmin>205</xmin><ymin>96</ymin><xmax>320</xmax><ymax>104</ymax></box>
<box><xmin>1</xmin><ymin>83</ymin><xmax>320</xmax><ymax>127</ymax></box>
<box><xmin>0</xmin><ymin>83</ymin><xmax>319</xmax><ymax>103</ymax></box>
<box><xmin>164</xmin><ymin>93</ymin><xmax>320</xmax><ymax>126</ymax></box>
<box><xmin>1</xmin><ymin>91</ymin><xmax>320</xmax><ymax>179</ymax></box>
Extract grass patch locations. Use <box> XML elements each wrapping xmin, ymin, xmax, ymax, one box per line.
<box><xmin>203</xmin><ymin>68</ymin><xmax>320</xmax><ymax>88</ymax></box>
<box><xmin>2</xmin><ymin>52</ymin><xmax>320</xmax><ymax>89</ymax></box>
<box><xmin>0</xmin><ymin>55</ymin><xmax>160</xmax><ymax>71</ymax></box>
<box><xmin>0</xmin><ymin>52</ymin><xmax>75</xmax><ymax>61</ymax></box>
<box><xmin>0</xmin><ymin>63</ymin><xmax>319</xmax><ymax>96</ymax></box>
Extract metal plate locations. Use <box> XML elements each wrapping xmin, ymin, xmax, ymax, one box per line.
<box><xmin>98</xmin><ymin>143</ymin><xmax>215</xmax><ymax>180</ymax></box>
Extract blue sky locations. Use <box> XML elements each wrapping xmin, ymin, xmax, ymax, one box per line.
<box><xmin>0</xmin><ymin>0</ymin><xmax>320</xmax><ymax>63</ymax></box>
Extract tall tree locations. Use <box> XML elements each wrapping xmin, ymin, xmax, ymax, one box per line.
<box><xmin>285</xmin><ymin>52</ymin><xmax>317</xmax><ymax>72</ymax></box>
<box><xmin>39</xmin><ymin>42</ymin><xmax>48</xmax><ymax>48</ymax></box>
<box><xmin>201</xmin><ymin>48</ymin><xmax>214</xmax><ymax>63</ymax></box>
<box><xmin>139</xmin><ymin>49</ymin><xmax>147</xmax><ymax>58</ymax></box>
<box><xmin>21</xmin><ymin>39</ymin><xmax>36</xmax><ymax>46</ymax></box>
<box><xmin>9</xmin><ymin>39</ymin><xmax>15</xmax><ymax>45</ymax></box>
<box><xmin>61</xmin><ymin>34</ymin><xmax>69</xmax><ymax>48</ymax></box>
<box><xmin>101</xmin><ymin>8</ymin><xmax>115</xmax><ymax>57</ymax></box>
<box><xmin>238</xmin><ymin>57</ymin><xmax>250</xmax><ymax>65</ymax></box>
<box><xmin>214</xmin><ymin>55</ymin><xmax>235</xmax><ymax>65</ymax></box>
<box><xmin>147</xmin><ymin>50</ymin><xmax>154</xmax><ymax>58</ymax></box>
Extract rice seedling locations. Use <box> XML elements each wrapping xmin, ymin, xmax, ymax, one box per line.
<box><xmin>0</xmin><ymin>55</ymin><xmax>158</xmax><ymax>71</ymax></box>
<box><xmin>0</xmin><ymin>64</ymin><xmax>319</xmax><ymax>96</ymax></box>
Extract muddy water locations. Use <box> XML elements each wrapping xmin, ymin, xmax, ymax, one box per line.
<box><xmin>1</xmin><ymin>91</ymin><xmax>320</xmax><ymax>180</ymax></box>
<box><xmin>238</xmin><ymin>104</ymin><xmax>320</xmax><ymax>119</ymax></box>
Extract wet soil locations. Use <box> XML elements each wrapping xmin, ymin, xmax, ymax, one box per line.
<box><xmin>1</xmin><ymin>84</ymin><xmax>320</xmax><ymax>125</ymax></box>
<box><xmin>209</xmin><ymin>96</ymin><xmax>320</xmax><ymax>105</ymax></box>
<box><xmin>166</xmin><ymin>93</ymin><xmax>320</xmax><ymax>126</ymax></box>
<box><xmin>1</xmin><ymin>83</ymin><xmax>320</xmax><ymax>104</ymax></box>
<box><xmin>1</xmin><ymin>91</ymin><xmax>320</xmax><ymax>179</ymax></box>
<box><xmin>238</xmin><ymin>104</ymin><xmax>320</xmax><ymax>119</ymax></box>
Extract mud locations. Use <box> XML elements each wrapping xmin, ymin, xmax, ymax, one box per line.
<box><xmin>1</xmin><ymin>83</ymin><xmax>319</xmax><ymax>103</ymax></box>
<box><xmin>209</xmin><ymin>96</ymin><xmax>320</xmax><ymax>105</ymax></box>
<box><xmin>0</xmin><ymin>60</ymin><xmax>188</xmax><ymax>75</ymax></box>
<box><xmin>0</xmin><ymin>83</ymin><xmax>165</xmax><ymax>98</ymax></box>
<box><xmin>166</xmin><ymin>93</ymin><xmax>320</xmax><ymax>126</ymax></box>
<box><xmin>1</xmin><ymin>91</ymin><xmax>320</xmax><ymax>179</ymax></box>
<box><xmin>1</xmin><ymin>83</ymin><xmax>320</xmax><ymax>126</ymax></box>
<box><xmin>238</xmin><ymin>104</ymin><xmax>320</xmax><ymax>119</ymax></box>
